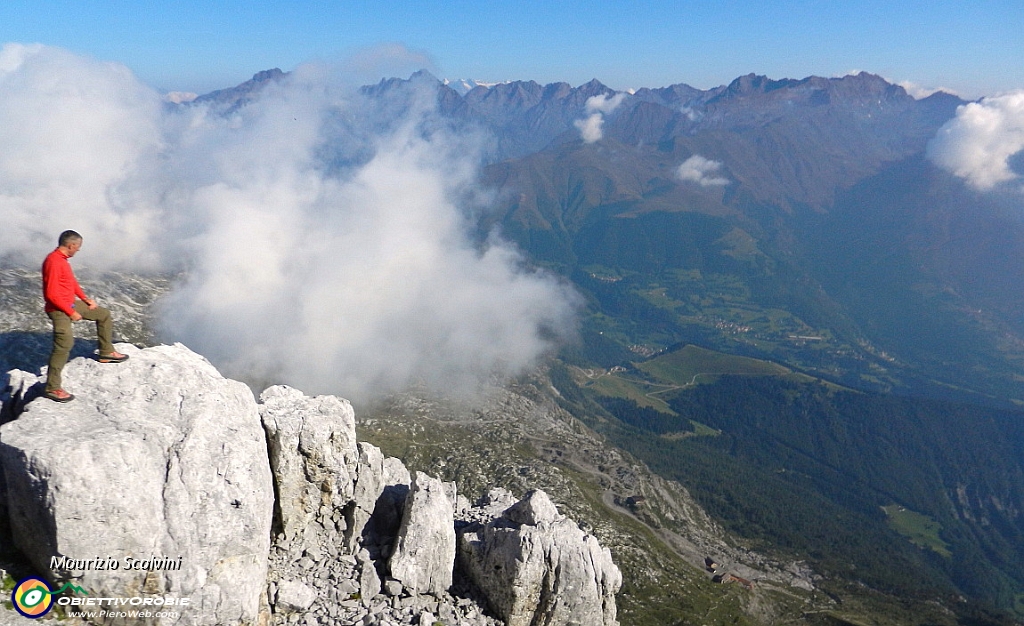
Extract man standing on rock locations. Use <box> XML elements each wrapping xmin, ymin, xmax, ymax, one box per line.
<box><xmin>41</xmin><ymin>230</ymin><xmax>129</xmax><ymax>402</ymax></box>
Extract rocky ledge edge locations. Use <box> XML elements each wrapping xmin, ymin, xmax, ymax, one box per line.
<box><xmin>0</xmin><ymin>343</ymin><xmax>621</xmax><ymax>626</ymax></box>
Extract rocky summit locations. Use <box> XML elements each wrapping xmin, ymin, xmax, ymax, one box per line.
<box><xmin>0</xmin><ymin>343</ymin><xmax>620</xmax><ymax>626</ymax></box>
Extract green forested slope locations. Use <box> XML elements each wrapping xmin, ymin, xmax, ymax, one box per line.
<box><xmin>560</xmin><ymin>362</ymin><xmax>1024</xmax><ymax>620</ymax></box>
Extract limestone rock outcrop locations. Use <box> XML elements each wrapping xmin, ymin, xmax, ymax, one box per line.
<box><xmin>344</xmin><ymin>441</ymin><xmax>411</xmax><ymax>554</ymax></box>
<box><xmin>387</xmin><ymin>471</ymin><xmax>456</xmax><ymax>596</ymax></box>
<box><xmin>259</xmin><ymin>385</ymin><xmax>358</xmax><ymax>542</ymax></box>
<box><xmin>460</xmin><ymin>489</ymin><xmax>623</xmax><ymax>626</ymax></box>
<box><xmin>0</xmin><ymin>343</ymin><xmax>274</xmax><ymax>626</ymax></box>
<box><xmin>503</xmin><ymin>488</ymin><xmax>561</xmax><ymax>526</ymax></box>
<box><xmin>0</xmin><ymin>343</ymin><xmax>621</xmax><ymax>626</ymax></box>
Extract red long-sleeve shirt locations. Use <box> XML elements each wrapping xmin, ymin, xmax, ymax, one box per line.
<box><xmin>42</xmin><ymin>248</ymin><xmax>87</xmax><ymax>316</ymax></box>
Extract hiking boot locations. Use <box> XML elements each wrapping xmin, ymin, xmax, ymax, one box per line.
<box><xmin>98</xmin><ymin>351</ymin><xmax>129</xmax><ymax>363</ymax></box>
<box><xmin>44</xmin><ymin>389</ymin><xmax>75</xmax><ymax>403</ymax></box>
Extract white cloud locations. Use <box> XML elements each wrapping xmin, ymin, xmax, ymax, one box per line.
<box><xmin>0</xmin><ymin>43</ymin><xmax>165</xmax><ymax>267</ymax></box>
<box><xmin>677</xmin><ymin>155</ymin><xmax>730</xmax><ymax>187</ymax></box>
<box><xmin>680</xmin><ymin>106</ymin><xmax>701</xmax><ymax>122</ymax></box>
<box><xmin>163</xmin><ymin>91</ymin><xmax>197</xmax><ymax>103</ymax></box>
<box><xmin>896</xmin><ymin>80</ymin><xmax>947</xmax><ymax>100</ymax></box>
<box><xmin>927</xmin><ymin>91</ymin><xmax>1024</xmax><ymax>191</ymax></box>
<box><xmin>574</xmin><ymin>92</ymin><xmax>626</xmax><ymax>143</ymax></box>
<box><xmin>574</xmin><ymin>113</ymin><xmax>605</xmax><ymax>143</ymax></box>
<box><xmin>0</xmin><ymin>44</ymin><xmax>580</xmax><ymax>404</ymax></box>
<box><xmin>585</xmin><ymin>92</ymin><xmax>625</xmax><ymax>115</ymax></box>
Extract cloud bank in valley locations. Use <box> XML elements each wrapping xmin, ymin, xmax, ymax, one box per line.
<box><xmin>0</xmin><ymin>43</ymin><xmax>580</xmax><ymax>403</ymax></box>
<box><xmin>0</xmin><ymin>44</ymin><xmax>165</xmax><ymax>269</ymax></box>
<box><xmin>928</xmin><ymin>91</ymin><xmax>1024</xmax><ymax>192</ymax></box>
<box><xmin>677</xmin><ymin>155</ymin><xmax>730</xmax><ymax>187</ymax></box>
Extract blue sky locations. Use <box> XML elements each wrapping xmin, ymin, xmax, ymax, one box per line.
<box><xmin>1</xmin><ymin>0</ymin><xmax>1021</xmax><ymax>97</ymax></box>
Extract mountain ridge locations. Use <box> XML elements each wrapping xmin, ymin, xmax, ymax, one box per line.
<box><xmin>8</xmin><ymin>67</ymin><xmax>1022</xmax><ymax>623</ymax></box>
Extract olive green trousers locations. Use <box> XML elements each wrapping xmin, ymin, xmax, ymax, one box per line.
<box><xmin>46</xmin><ymin>301</ymin><xmax>114</xmax><ymax>392</ymax></box>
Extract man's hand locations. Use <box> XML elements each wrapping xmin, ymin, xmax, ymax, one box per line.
<box><xmin>84</xmin><ymin>298</ymin><xmax>98</xmax><ymax>310</ymax></box>
<box><xmin>70</xmin><ymin>311</ymin><xmax>83</xmax><ymax>321</ymax></box>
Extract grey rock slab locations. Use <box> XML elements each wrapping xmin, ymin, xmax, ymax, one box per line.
<box><xmin>460</xmin><ymin>489</ymin><xmax>622</xmax><ymax>626</ymax></box>
<box><xmin>346</xmin><ymin>443</ymin><xmax>411</xmax><ymax>552</ymax></box>
<box><xmin>387</xmin><ymin>472</ymin><xmax>455</xmax><ymax>597</ymax></box>
<box><xmin>0</xmin><ymin>343</ymin><xmax>274</xmax><ymax>626</ymax></box>
<box><xmin>357</xmin><ymin>548</ymin><xmax>381</xmax><ymax>606</ymax></box>
<box><xmin>502</xmin><ymin>488</ymin><xmax>561</xmax><ymax>526</ymax></box>
<box><xmin>275</xmin><ymin>579</ymin><xmax>317</xmax><ymax>613</ymax></box>
<box><xmin>383</xmin><ymin>577</ymin><xmax>404</xmax><ymax>597</ymax></box>
<box><xmin>260</xmin><ymin>385</ymin><xmax>359</xmax><ymax>542</ymax></box>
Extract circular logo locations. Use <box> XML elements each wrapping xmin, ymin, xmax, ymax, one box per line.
<box><xmin>12</xmin><ymin>577</ymin><xmax>53</xmax><ymax>618</ymax></box>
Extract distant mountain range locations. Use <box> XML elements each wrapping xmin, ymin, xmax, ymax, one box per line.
<box><xmin>11</xmin><ymin>59</ymin><xmax>1024</xmax><ymax>624</ymax></box>
<box><xmin>179</xmin><ymin>69</ymin><xmax>1024</xmax><ymax>622</ymax></box>
<box><xmin>307</xmin><ymin>69</ymin><xmax>1022</xmax><ymax>402</ymax></box>
<box><xmin>441</xmin><ymin>78</ymin><xmax>512</xmax><ymax>95</ymax></box>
